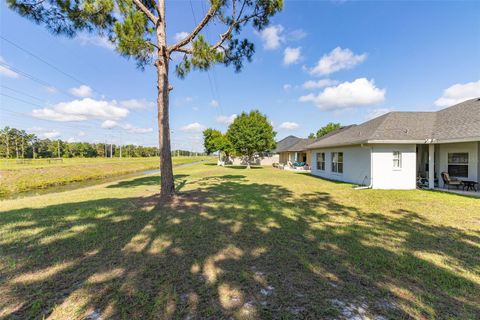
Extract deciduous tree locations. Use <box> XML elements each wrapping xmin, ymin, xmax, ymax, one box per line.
<box><xmin>8</xmin><ymin>0</ymin><xmax>283</xmax><ymax>198</ymax></box>
<box><xmin>312</xmin><ymin>122</ymin><xmax>341</xmax><ymax>138</ymax></box>
<box><xmin>226</xmin><ymin>110</ymin><xmax>275</xmax><ymax>168</ymax></box>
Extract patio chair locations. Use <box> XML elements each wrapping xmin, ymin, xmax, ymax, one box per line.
<box><xmin>441</xmin><ymin>172</ymin><xmax>463</xmax><ymax>190</ymax></box>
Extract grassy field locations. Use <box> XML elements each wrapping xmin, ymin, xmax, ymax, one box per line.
<box><xmin>0</xmin><ymin>157</ymin><xmax>212</xmax><ymax>197</ymax></box>
<box><xmin>0</xmin><ymin>163</ymin><xmax>479</xmax><ymax>319</ymax></box>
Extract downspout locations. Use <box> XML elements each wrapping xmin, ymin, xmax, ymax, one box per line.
<box><xmin>355</xmin><ymin>145</ymin><xmax>373</xmax><ymax>189</ymax></box>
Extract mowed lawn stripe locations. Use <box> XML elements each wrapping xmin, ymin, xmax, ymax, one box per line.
<box><xmin>0</xmin><ymin>163</ymin><xmax>478</xmax><ymax>319</ymax></box>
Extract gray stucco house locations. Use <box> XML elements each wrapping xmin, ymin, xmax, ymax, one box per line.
<box><xmin>307</xmin><ymin>98</ymin><xmax>480</xmax><ymax>189</ymax></box>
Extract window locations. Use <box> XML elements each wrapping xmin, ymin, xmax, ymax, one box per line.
<box><xmin>316</xmin><ymin>152</ymin><xmax>325</xmax><ymax>171</ymax></box>
<box><xmin>331</xmin><ymin>152</ymin><xmax>343</xmax><ymax>173</ymax></box>
<box><xmin>448</xmin><ymin>153</ymin><xmax>468</xmax><ymax>178</ymax></box>
<box><xmin>393</xmin><ymin>151</ymin><xmax>402</xmax><ymax>169</ymax></box>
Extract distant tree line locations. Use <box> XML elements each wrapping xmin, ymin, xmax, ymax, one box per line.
<box><xmin>0</xmin><ymin>127</ymin><xmax>204</xmax><ymax>158</ymax></box>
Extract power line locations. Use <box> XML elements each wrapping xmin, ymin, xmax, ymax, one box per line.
<box><xmin>0</xmin><ymin>36</ymin><xmax>86</xmax><ymax>85</ymax></box>
<box><xmin>0</xmin><ymin>85</ymin><xmax>44</xmax><ymax>102</ymax></box>
<box><xmin>190</xmin><ymin>0</ymin><xmax>225</xmax><ymax>119</ymax></box>
<box><xmin>0</xmin><ymin>37</ymin><xmax>148</xmax><ymax>120</ymax></box>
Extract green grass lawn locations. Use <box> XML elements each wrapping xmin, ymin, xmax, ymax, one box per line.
<box><xmin>0</xmin><ymin>156</ymin><xmax>213</xmax><ymax>197</ymax></box>
<box><xmin>1</xmin><ymin>164</ymin><xmax>479</xmax><ymax>319</ymax></box>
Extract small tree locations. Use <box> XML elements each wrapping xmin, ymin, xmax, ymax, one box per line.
<box><xmin>316</xmin><ymin>122</ymin><xmax>341</xmax><ymax>138</ymax></box>
<box><xmin>203</xmin><ymin>128</ymin><xmax>223</xmax><ymax>155</ymax></box>
<box><xmin>8</xmin><ymin>0</ymin><xmax>283</xmax><ymax>198</ymax></box>
<box><xmin>308</xmin><ymin>132</ymin><xmax>316</xmax><ymax>139</ymax></box>
<box><xmin>226</xmin><ymin>110</ymin><xmax>275</xmax><ymax>168</ymax></box>
<box><xmin>203</xmin><ymin>128</ymin><xmax>233</xmax><ymax>164</ymax></box>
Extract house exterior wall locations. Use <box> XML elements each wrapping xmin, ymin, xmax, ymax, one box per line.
<box><xmin>371</xmin><ymin>144</ymin><xmax>417</xmax><ymax>189</ymax></box>
<box><xmin>279</xmin><ymin>152</ymin><xmax>289</xmax><ymax>164</ymax></box>
<box><xmin>231</xmin><ymin>154</ymin><xmax>279</xmax><ymax>166</ymax></box>
<box><xmin>310</xmin><ymin>145</ymin><xmax>371</xmax><ymax>186</ymax></box>
<box><xmin>436</xmin><ymin>142</ymin><xmax>479</xmax><ymax>187</ymax></box>
<box><xmin>478</xmin><ymin>142</ymin><xmax>480</xmax><ymax>183</ymax></box>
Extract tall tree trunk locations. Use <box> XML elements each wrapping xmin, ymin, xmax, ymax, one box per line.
<box><xmin>156</xmin><ymin>0</ymin><xmax>175</xmax><ymax>199</ymax></box>
<box><xmin>5</xmin><ymin>135</ymin><xmax>9</xmax><ymax>158</ymax></box>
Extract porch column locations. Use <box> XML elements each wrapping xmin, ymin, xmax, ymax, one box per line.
<box><xmin>428</xmin><ymin>144</ymin><xmax>435</xmax><ymax>189</ymax></box>
<box><xmin>295</xmin><ymin>152</ymin><xmax>298</xmax><ymax>161</ymax></box>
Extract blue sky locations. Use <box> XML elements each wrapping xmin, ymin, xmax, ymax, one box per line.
<box><xmin>1</xmin><ymin>0</ymin><xmax>479</xmax><ymax>151</ymax></box>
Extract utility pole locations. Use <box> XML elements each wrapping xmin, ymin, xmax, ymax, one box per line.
<box><xmin>119</xmin><ymin>145</ymin><xmax>122</xmax><ymax>158</ymax></box>
<box><xmin>110</xmin><ymin>143</ymin><xmax>113</xmax><ymax>158</ymax></box>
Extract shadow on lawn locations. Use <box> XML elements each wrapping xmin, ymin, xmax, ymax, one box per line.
<box><xmin>1</xmin><ymin>175</ymin><xmax>479</xmax><ymax>319</ymax></box>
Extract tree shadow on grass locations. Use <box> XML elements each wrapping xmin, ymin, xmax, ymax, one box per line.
<box><xmin>0</xmin><ymin>175</ymin><xmax>479</xmax><ymax>319</ymax></box>
<box><xmin>107</xmin><ymin>174</ymin><xmax>189</xmax><ymax>189</ymax></box>
<box><xmin>225</xmin><ymin>165</ymin><xmax>263</xmax><ymax>170</ymax></box>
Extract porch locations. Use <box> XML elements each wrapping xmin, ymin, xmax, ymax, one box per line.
<box><xmin>416</xmin><ymin>141</ymin><xmax>479</xmax><ymax>191</ymax></box>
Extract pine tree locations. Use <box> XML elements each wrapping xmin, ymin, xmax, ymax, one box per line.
<box><xmin>7</xmin><ymin>0</ymin><xmax>283</xmax><ymax>198</ymax></box>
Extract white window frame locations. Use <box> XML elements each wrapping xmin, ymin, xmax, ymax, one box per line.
<box><xmin>316</xmin><ymin>152</ymin><xmax>325</xmax><ymax>171</ymax></box>
<box><xmin>393</xmin><ymin>151</ymin><xmax>402</xmax><ymax>170</ymax></box>
<box><xmin>448</xmin><ymin>152</ymin><xmax>469</xmax><ymax>178</ymax></box>
<box><xmin>331</xmin><ymin>152</ymin><xmax>343</xmax><ymax>174</ymax></box>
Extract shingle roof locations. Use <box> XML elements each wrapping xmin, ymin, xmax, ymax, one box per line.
<box><xmin>307</xmin><ymin>98</ymin><xmax>480</xmax><ymax>149</ymax></box>
<box><xmin>273</xmin><ymin>135</ymin><xmax>302</xmax><ymax>153</ymax></box>
<box><xmin>433</xmin><ymin>98</ymin><xmax>480</xmax><ymax>140</ymax></box>
<box><xmin>284</xmin><ymin>138</ymin><xmax>315</xmax><ymax>152</ymax></box>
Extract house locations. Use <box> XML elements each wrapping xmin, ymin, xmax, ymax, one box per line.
<box><xmin>307</xmin><ymin>98</ymin><xmax>480</xmax><ymax>190</ymax></box>
<box><xmin>231</xmin><ymin>152</ymin><xmax>279</xmax><ymax>166</ymax></box>
<box><xmin>273</xmin><ymin>136</ymin><xmax>314</xmax><ymax>165</ymax></box>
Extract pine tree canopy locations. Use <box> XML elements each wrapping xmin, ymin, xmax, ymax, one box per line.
<box><xmin>7</xmin><ymin>0</ymin><xmax>283</xmax><ymax>72</ymax></box>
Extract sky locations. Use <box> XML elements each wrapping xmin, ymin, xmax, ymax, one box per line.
<box><xmin>1</xmin><ymin>0</ymin><xmax>480</xmax><ymax>152</ymax></box>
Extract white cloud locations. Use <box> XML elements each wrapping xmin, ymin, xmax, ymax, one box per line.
<box><xmin>67</xmin><ymin>137</ymin><xmax>77</xmax><ymax>143</ymax></box>
<box><xmin>45</xmin><ymin>86</ymin><xmax>58</xmax><ymax>93</ymax></box>
<box><xmin>120</xmin><ymin>99</ymin><xmax>154</xmax><ymax>109</ymax></box>
<box><xmin>101</xmin><ymin>120</ymin><xmax>153</xmax><ymax>133</ymax></box>
<box><xmin>180</xmin><ymin>122</ymin><xmax>205</xmax><ymax>132</ymax></box>
<box><xmin>286</xmin><ymin>29</ymin><xmax>307</xmax><ymax>41</ymax></box>
<box><xmin>42</xmin><ymin>130</ymin><xmax>61</xmax><ymax>139</ymax></box>
<box><xmin>216</xmin><ymin>114</ymin><xmax>237</xmax><ymax>125</ymax></box>
<box><xmin>302</xmin><ymin>79</ymin><xmax>339</xmax><ymax>89</ymax></box>
<box><xmin>279</xmin><ymin>122</ymin><xmax>299</xmax><ymax>130</ymax></box>
<box><xmin>299</xmin><ymin>78</ymin><xmax>385</xmax><ymax>110</ymax></box>
<box><xmin>365</xmin><ymin>108</ymin><xmax>393</xmax><ymax>120</ymax></box>
<box><xmin>78</xmin><ymin>131</ymin><xmax>86</xmax><ymax>137</ymax></box>
<box><xmin>309</xmin><ymin>47</ymin><xmax>367</xmax><ymax>76</ymax></box>
<box><xmin>121</xmin><ymin>124</ymin><xmax>153</xmax><ymax>134</ymax></box>
<box><xmin>0</xmin><ymin>56</ymin><xmax>19</xmax><ymax>78</ymax></box>
<box><xmin>174</xmin><ymin>31</ymin><xmax>189</xmax><ymax>42</ymax></box>
<box><xmin>30</xmin><ymin>127</ymin><xmax>62</xmax><ymax>139</ymax></box>
<box><xmin>78</xmin><ymin>33</ymin><xmax>115</xmax><ymax>50</ymax></box>
<box><xmin>69</xmin><ymin>85</ymin><xmax>93</xmax><ymax>98</ymax></box>
<box><xmin>210</xmin><ymin>99</ymin><xmax>219</xmax><ymax>107</ymax></box>
<box><xmin>283</xmin><ymin>47</ymin><xmax>302</xmax><ymax>65</ymax></box>
<box><xmin>258</xmin><ymin>25</ymin><xmax>284</xmax><ymax>50</ymax></box>
<box><xmin>434</xmin><ymin>80</ymin><xmax>480</xmax><ymax>108</ymax></box>
<box><xmin>101</xmin><ymin>120</ymin><xmax>118</xmax><ymax>129</ymax></box>
<box><xmin>283</xmin><ymin>84</ymin><xmax>292</xmax><ymax>92</ymax></box>
<box><xmin>32</xmin><ymin>98</ymin><xmax>129</xmax><ymax>122</ymax></box>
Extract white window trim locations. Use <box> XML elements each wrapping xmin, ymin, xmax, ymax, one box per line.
<box><xmin>447</xmin><ymin>152</ymin><xmax>469</xmax><ymax>178</ymax></box>
<box><xmin>316</xmin><ymin>152</ymin><xmax>325</xmax><ymax>171</ymax></box>
<box><xmin>393</xmin><ymin>151</ymin><xmax>402</xmax><ymax>171</ymax></box>
<box><xmin>331</xmin><ymin>152</ymin><xmax>343</xmax><ymax>175</ymax></box>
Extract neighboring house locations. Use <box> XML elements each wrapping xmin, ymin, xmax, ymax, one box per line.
<box><xmin>307</xmin><ymin>98</ymin><xmax>480</xmax><ymax>189</ymax></box>
<box><xmin>231</xmin><ymin>152</ymin><xmax>279</xmax><ymax>166</ymax></box>
<box><xmin>273</xmin><ymin>136</ymin><xmax>314</xmax><ymax>165</ymax></box>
